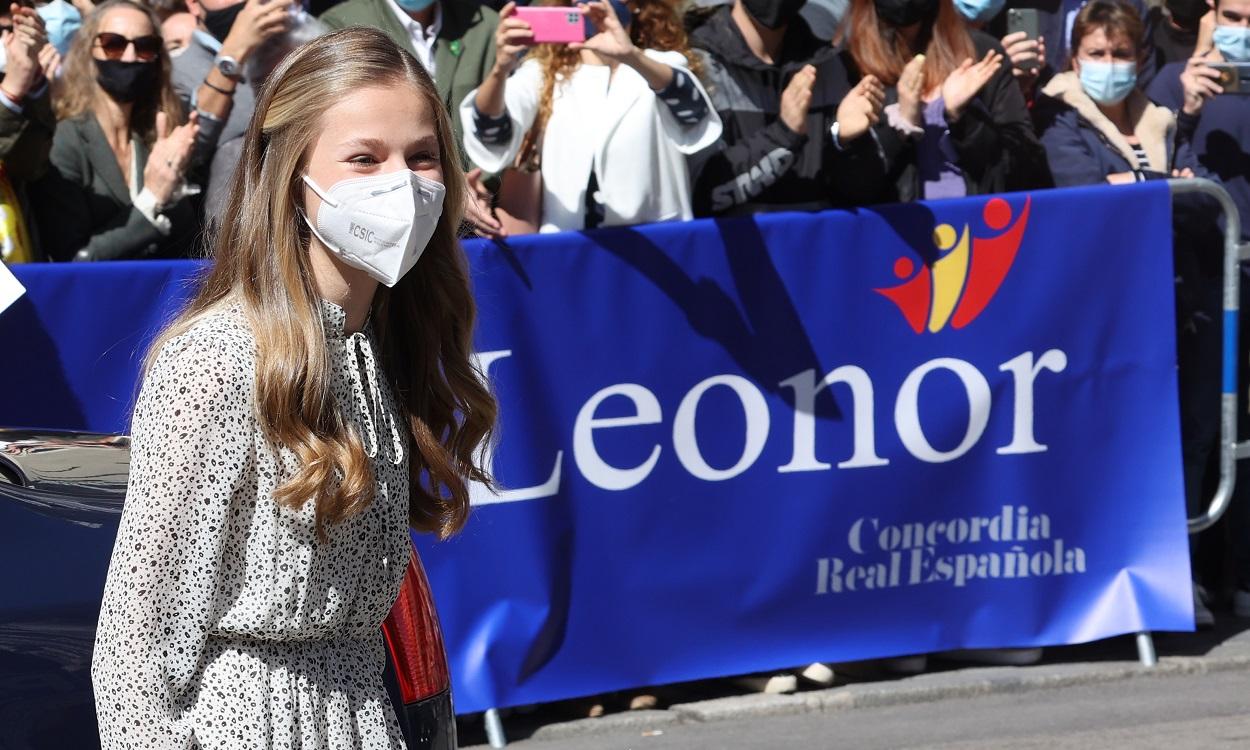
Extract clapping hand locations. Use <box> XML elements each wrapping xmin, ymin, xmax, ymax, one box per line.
<box><xmin>780</xmin><ymin>64</ymin><xmax>816</xmax><ymax>135</ymax></box>
<box><xmin>942</xmin><ymin>50</ymin><xmax>1004</xmax><ymax>122</ymax></box>
<box><xmin>836</xmin><ymin>74</ymin><xmax>885</xmax><ymax>143</ymax></box>
<box><xmin>1</xmin><ymin>4</ymin><xmax>48</xmax><ymax>102</ymax></box>
<box><xmin>38</xmin><ymin>43</ymin><xmax>61</xmax><ymax>82</ymax></box>
<box><xmin>897</xmin><ymin>54</ymin><xmax>925</xmax><ymax>128</ymax></box>
<box><xmin>143</xmin><ymin>111</ymin><xmax>200</xmax><ymax>206</ymax></box>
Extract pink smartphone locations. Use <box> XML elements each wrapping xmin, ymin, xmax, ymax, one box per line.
<box><xmin>514</xmin><ymin>6</ymin><xmax>587</xmax><ymax>44</ymax></box>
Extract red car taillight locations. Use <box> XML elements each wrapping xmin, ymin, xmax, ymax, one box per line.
<box><xmin>381</xmin><ymin>544</ymin><xmax>451</xmax><ymax>703</ymax></box>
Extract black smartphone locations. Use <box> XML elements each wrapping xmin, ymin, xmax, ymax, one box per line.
<box><xmin>1006</xmin><ymin>8</ymin><xmax>1042</xmax><ymax>72</ymax></box>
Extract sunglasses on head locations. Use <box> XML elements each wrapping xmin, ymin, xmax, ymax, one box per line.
<box><xmin>95</xmin><ymin>32</ymin><xmax>162</xmax><ymax>62</ymax></box>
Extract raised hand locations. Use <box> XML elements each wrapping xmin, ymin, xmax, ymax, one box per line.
<box><xmin>1</xmin><ymin>4</ymin><xmax>48</xmax><ymax>102</ymax></box>
<box><xmin>897</xmin><ymin>54</ymin><xmax>925</xmax><ymax>128</ymax></box>
<box><xmin>491</xmin><ymin>2</ymin><xmax>533</xmax><ymax>77</ymax></box>
<box><xmin>780</xmin><ymin>64</ymin><xmax>816</xmax><ymax>135</ymax></box>
<box><xmin>573</xmin><ymin>0</ymin><xmax>634</xmax><ymax>62</ymax></box>
<box><xmin>1001</xmin><ymin>32</ymin><xmax>1043</xmax><ymax>75</ymax></box>
<box><xmin>38</xmin><ymin>43</ymin><xmax>62</xmax><ymax>83</ymax></box>
<box><xmin>942</xmin><ymin>50</ymin><xmax>1004</xmax><ymax>122</ymax></box>
<box><xmin>836</xmin><ymin>74</ymin><xmax>885</xmax><ymax>143</ymax></box>
<box><xmin>1180</xmin><ymin>52</ymin><xmax>1223</xmax><ymax>116</ymax></box>
<box><xmin>143</xmin><ymin>111</ymin><xmax>200</xmax><ymax>206</ymax></box>
<box><xmin>220</xmin><ymin>0</ymin><xmax>293</xmax><ymax>65</ymax></box>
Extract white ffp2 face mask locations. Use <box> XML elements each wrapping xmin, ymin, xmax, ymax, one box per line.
<box><xmin>302</xmin><ymin>170</ymin><xmax>446</xmax><ymax>287</ymax></box>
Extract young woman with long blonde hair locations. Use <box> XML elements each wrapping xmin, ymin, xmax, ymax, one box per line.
<box><xmin>90</xmin><ymin>27</ymin><xmax>497</xmax><ymax>749</ymax></box>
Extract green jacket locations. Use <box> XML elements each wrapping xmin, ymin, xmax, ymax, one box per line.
<box><xmin>320</xmin><ymin>0</ymin><xmax>498</xmax><ymax>160</ymax></box>
<box><xmin>1</xmin><ymin>90</ymin><xmax>56</xmax><ymax>261</ymax></box>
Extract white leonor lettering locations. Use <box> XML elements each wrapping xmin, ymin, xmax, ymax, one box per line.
<box><xmin>573</xmin><ymin>384</ymin><xmax>663</xmax><ymax>491</ymax></box>
<box><xmin>895</xmin><ymin>358</ymin><xmax>992</xmax><ymax>463</ymax></box>
<box><xmin>673</xmin><ymin>375</ymin><xmax>770</xmax><ymax>481</ymax></box>
<box><xmin>470</xmin><ymin>349</ymin><xmax>1068</xmax><ymax>505</ymax></box>
<box><xmin>778</xmin><ymin>365</ymin><xmax>889</xmax><ymax>473</ymax></box>
<box><xmin>996</xmin><ymin>350</ymin><xmax>1068</xmax><ymax>455</ymax></box>
<box><xmin>469</xmin><ymin>350</ymin><xmax>564</xmax><ymax>506</ymax></box>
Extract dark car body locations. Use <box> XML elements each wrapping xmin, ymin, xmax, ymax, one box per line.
<box><xmin>0</xmin><ymin>428</ymin><xmax>456</xmax><ymax>750</ymax></box>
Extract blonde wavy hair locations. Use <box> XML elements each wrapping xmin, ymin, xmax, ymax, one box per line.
<box><xmin>520</xmin><ymin>0</ymin><xmax>702</xmax><ymax>166</ymax></box>
<box><xmin>53</xmin><ymin>0</ymin><xmax>185</xmax><ymax>141</ymax></box>
<box><xmin>146</xmin><ymin>27</ymin><xmax>497</xmax><ymax>540</ymax></box>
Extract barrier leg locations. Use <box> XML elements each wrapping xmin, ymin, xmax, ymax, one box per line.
<box><xmin>1136</xmin><ymin>632</ymin><xmax>1158</xmax><ymax>667</ymax></box>
<box><xmin>484</xmin><ymin>708</ymin><xmax>508</xmax><ymax>748</ymax></box>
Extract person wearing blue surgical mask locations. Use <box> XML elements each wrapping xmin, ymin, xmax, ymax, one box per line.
<box><xmin>35</xmin><ymin>0</ymin><xmax>80</xmax><ymax>58</ymax></box>
<box><xmin>1035</xmin><ymin>0</ymin><xmax>1202</xmax><ymax>185</ymax></box>
<box><xmin>1211</xmin><ymin>0</ymin><xmax>1250</xmax><ymax>61</ymax></box>
<box><xmin>1147</xmin><ymin>0</ymin><xmax>1250</xmax><ymax>624</ymax></box>
<box><xmin>1037</xmin><ymin>0</ymin><xmax>1223</xmax><ymax>632</ymax></box>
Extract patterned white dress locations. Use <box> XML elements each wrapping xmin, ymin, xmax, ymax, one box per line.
<box><xmin>91</xmin><ymin>300</ymin><xmax>413</xmax><ymax>750</ymax></box>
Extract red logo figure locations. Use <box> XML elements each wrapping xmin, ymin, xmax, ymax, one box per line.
<box><xmin>875</xmin><ymin>197</ymin><xmax>1032</xmax><ymax>334</ymax></box>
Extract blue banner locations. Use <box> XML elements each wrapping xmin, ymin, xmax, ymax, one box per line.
<box><xmin>1</xmin><ymin>183</ymin><xmax>1192</xmax><ymax>715</ymax></box>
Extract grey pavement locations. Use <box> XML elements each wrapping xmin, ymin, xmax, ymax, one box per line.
<box><xmin>473</xmin><ymin>670</ymin><xmax>1250</xmax><ymax>749</ymax></box>
<box><xmin>458</xmin><ymin>619</ymin><xmax>1250</xmax><ymax>748</ymax></box>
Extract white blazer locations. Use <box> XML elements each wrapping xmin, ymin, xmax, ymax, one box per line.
<box><xmin>460</xmin><ymin>49</ymin><xmax>722</xmax><ymax>234</ymax></box>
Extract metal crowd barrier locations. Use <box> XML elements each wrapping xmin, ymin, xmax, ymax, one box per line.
<box><xmin>1135</xmin><ymin>179</ymin><xmax>1250</xmax><ymax>669</ymax></box>
<box><xmin>477</xmin><ymin>182</ymin><xmax>1249</xmax><ymax>744</ymax></box>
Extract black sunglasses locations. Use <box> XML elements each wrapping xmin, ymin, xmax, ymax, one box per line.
<box><xmin>94</xmin><ymin>32</ymin><xmax>162</xmax><ymax>62</ymax></box>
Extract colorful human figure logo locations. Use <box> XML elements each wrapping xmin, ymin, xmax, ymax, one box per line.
<box><xmin>875</xmin><ymin>196</ymin><xmax>1032</xmax><ymax>334</ymax></box>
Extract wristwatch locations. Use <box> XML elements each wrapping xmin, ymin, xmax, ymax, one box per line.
<box><xmin>214</xmin><ymin>54</ymin><xmax>242</xmax><ymax>81</ymax></box>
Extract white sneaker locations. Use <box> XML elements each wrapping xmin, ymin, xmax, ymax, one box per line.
<box><xmin>797</xmin><ymin>662</ymin><xmax>836</xmax><ymax>686</ymax></box>
<box><xmin>733</xmin><ymin>673</ymin><xmax>798</xmax><ymax>694</ymax></box>
<box><xmin>1233</xmin><ymin>588</ymin><xmax>1250</xmax><ymax>618</ymax></box>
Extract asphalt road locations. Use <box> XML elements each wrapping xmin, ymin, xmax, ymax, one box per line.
<box><xmin>485</xmin><ymin>669</ymin><xmax>1250</xmax><ymax>749</ymax></box>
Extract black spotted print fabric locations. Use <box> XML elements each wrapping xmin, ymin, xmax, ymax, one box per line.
<box><xmin>91</xmin><ymin>300</ymin><xmax>412</xmax><ymax>750</ymax></box>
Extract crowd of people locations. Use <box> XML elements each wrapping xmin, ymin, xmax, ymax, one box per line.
<box><xmin>3</xmin><ymin>0</ymin><xmax>1250</xmax><ymax>661</ymax></box>
<box><xmin>3</xmin><ymin>0</ymin><xmax>1247</xmax><ymax>252</ymax></box>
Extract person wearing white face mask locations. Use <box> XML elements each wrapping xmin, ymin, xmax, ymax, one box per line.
<box><xmin>318</xmin><ymin>0</ymin><xmax>504</xmax><ymax>238</ymax></box>
<box><xmin>91</xmin><ymin>27</ymin><xmax>498</xmax><ymax>750</ymax></box>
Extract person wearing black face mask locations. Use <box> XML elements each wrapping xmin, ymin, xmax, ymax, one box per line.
<box><xmin>30</xmin><ymin>0</ymin><xmax>201</xmax><ymax>261</ymax></box>
<box><xmin>1146</xmin><ymin>0</ymin><xmax>1210</xmax><ymax>67</ymax></box>
<box><xmin>841</xmin><ymin>0</ymin><xmax>1052</xmax><ymax>202</ymax></box>
<box><xmin>686</xmin><ymin>0</ymin><xmax>891</xmax><ymax>215</ymax></box>
<box><xmin>171</xmin><ymin>0</ymin><xmax>292</xmax><ymax>173</ymax></box>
